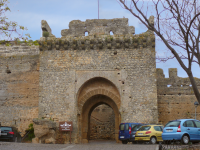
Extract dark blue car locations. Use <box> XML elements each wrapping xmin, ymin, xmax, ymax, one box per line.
<box><xmin>119</xmin><ymin>123</ymin><xmax>143</xmax><ymax>144</ymax></box>
<box><xmin>130</xmin><ymin>124</ymin><xmax>146</xmax><ymax>143</ymax></box>
<box><xmin>162</xmin><ymin>119</ymin><xmax>200</xmax><ymax>144</ymax></box>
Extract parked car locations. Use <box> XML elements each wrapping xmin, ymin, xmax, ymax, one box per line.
<box><xmin>0</xmin><ymin>126</ymin><xmax>22</xmax><ymax>142</ymax></box>
<box><xmin>119</xmin><ymin>123</ymin><xmax>143</xmax><ymax>144</ymax></box>
<box><xmin>135</xmin><ymin>124</ymin><xmax>164</xmax><ymax>144</ymax></box>
<box><xmin>162</xmin><ymin>119</ymin><xmax>200</xmax><ymax>144</ymax></box>
<box><xmin>130</xmin><ymin>124</ymin><xmax>146</xmax><ymax>143</ymax></box>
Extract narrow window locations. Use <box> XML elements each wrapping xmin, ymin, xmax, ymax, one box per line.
<box><xmin>85</xmin><ymin>31</ymin><xmax>88</xmax><ymax>36</ymax></box>
<box><xmin>110</xmin><ymin>31</ymin><xmax>113</xmax><ymax>35</ymax></box>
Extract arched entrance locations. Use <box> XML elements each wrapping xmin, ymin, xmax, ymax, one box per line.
<box><xmin>77</xmin><ymin>77</ymin><xmax>121</xmax><ymax>143</ymax></box>
<box><xmin>90</xmin><ymin>104</ymin><xmax>115</xmax><ymax>140</ymax></box>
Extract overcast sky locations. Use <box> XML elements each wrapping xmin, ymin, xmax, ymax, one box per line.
<box><xmin>3</xmin><ymin>0</ymin><xmax>200</xmax><ymax>78</ymax></box>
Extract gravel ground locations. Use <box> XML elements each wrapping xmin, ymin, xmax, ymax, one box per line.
<box><xmin>0</xmin><ymin>140</ymin><xmax>159</xmax><ymax>150</ymax></box>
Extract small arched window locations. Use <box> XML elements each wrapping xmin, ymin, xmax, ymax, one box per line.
<box><xmin>110</xmin><ymin>31</ymin><xmax>113</xmax><ymax>35</ymax></box>
<box><xmin>85</xmin><ymin>31</ymin><xmax>88</xmax><ymax>36</ymax></box>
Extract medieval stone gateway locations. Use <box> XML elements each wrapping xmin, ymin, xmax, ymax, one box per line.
<box><xmin>0</xmin><ymin>17</ymin><xmax>199</xmax><ymax>144</ymax></box>
<box><xmin>77</xmin><ymin>77</ymin><xmax>121</xmax><ymax>142</ymax></box>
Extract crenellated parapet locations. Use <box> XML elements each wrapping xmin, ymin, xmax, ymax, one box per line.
<box><xmin>156</xmin><ymin>68</ymin><xmax>200</xmax><ymax>95</ymax></box>
<box><xmin>39</xmin><ymin>18</ymin><xmax>155</xmax><ymax>51</ymax></box>
<box><xmin>38</xmin><ymin>32</ymin><xmax>155</xmax><ymax>51</ymax></box>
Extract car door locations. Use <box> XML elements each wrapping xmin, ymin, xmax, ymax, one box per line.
<box><xmin>154</xmin><ymin>126</ymin><xmax>162</xmax><ymax>141</ymax></box>
<box><xmin>184</xmin><ymin>120</ymin><xmax>197</xmax><ymax>140</ymax></box>
<box><xmin>124</xmin><ymin>124</ymin><xmax>130</xmax><ymax>139</ymax></box>
<box><xmin>193</xmin><ymin>120</ymin><xmax>200</xmax><ymax>140</ymax></box>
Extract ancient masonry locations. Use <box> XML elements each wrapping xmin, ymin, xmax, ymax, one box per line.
<box><xmin>0</xmin><ymin>17</ymin><xmax>199</xmax><ymax>144</ymax></box>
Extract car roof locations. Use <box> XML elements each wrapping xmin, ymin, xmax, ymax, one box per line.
<box><xmin>141</xmin><ymin>124</ymin><xmax>163</xmax><ymax>126</ymax></box>
<box><xmin>169</xmin><ymin>119</ymin><xmax>197</xmax><ymax>121</ymax></box>
<box><xmin>120</xmin><ymin>122</ymin><xmax>143</xmax><ymax>124</ymax></box>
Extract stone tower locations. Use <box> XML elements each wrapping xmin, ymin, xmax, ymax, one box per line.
<box><xmin>38</xmin><ymin>17</ymin><xmax>158</xmax><ymax>143</ymax></box>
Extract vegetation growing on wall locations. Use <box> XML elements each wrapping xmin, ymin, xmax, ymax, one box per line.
<box><xmin>24</xmin><ymin>123</ymin><xmax>35</xmax><ymax>141</ymax></box>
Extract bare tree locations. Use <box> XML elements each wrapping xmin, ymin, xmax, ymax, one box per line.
<box><xmin>0</xmin><ymin>0</ymin><xmax>30</xmax><ymax>41</ymax></box>
<box><xmin>118</xmin><ymin>0</ymin><xmax>200</xmax><ymax>103</ymax></box>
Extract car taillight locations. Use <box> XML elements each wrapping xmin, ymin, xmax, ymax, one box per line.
<box><xmin>145</xmin><ymin>131</ymin><xmax>151</xmax><ymax>134</ymax></box>
<box><xmin>129</xmin><ymin>127</ymin><xmax>131</xmax><ymax>134</ymax></box>
<box><xmin>177</xmin><ymin>125</ymin><xmax>181</xmax><ymax>132</ymax></box>
<box><xmin>9</xmin><ymin>132</ymin><xmax>14</xmax><ymax>135</ymax></box>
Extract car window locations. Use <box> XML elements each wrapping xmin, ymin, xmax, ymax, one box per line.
<box><xmin>1</xmin><ymin>127</ymin><xmax>12</xmax><ymax>131</ymax></box>
<box><xmin>186</xmin><ymin>120</ymin><xmax>195</xmax><ymax>127</ymax></box>
<box><xmin>154</xmin><ymin>126</ymin><xmax>162</xmax><ymax>131</ymax></box>
<box><xmin>194</xmin><ymin>121</ymin><xmax>200</xmax><ymax>128</ymax></box>
<box><xmin>165</xmin><ymin>121</ymin><xmax>180</xmax><ymax>127</ymax></box>
<box><xmin>160</xmin><ymin>126</ymin><xmax>164</xmax><ymax>131</ymax></box>
<box><xmin>138</xmin><ymin>126</ymin><xmax>151</xmax><ymax>131</ymax></box>
<box><xmin>132</xmin><ymin>125</ymin><xmax>142</xmax><ymax>131</ymax></box>
<box><xmin>120</xmin><ymin>124</ymin><xmax>124</xmax><ymax>130</ymax></box>
<box><xmin>125</xmin><ymin>124</ymin><xmax>129</xmax><ymax>130</ymax></box>
<box><xmin>131</xmin><ymin>124</ymin><xmax>136</xmax><ymax>129</ymax></box>
<box><xmin>183</xmin><ymin>122</ymin><xmax>187</xmax><ymax>127</ymax></box>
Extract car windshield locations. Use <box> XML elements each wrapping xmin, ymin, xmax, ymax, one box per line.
<box><xmin>138</xmin><ymin>126</ymin><xmax>151</xmax><ymax>131</ymax></box>
<box><xmin>132</xmin><ymin>125</ymin><xmax>142</xmax><ymax>131</ymax></box>
<box><xmin>1</xmin><ymin>127</ymin><xmax>12</xmax><ymax>131</ymax></box>
<box><xmin>165</xmin><ymin>121</ymin><xmax>181</xmax><ymax>127</ymax></box>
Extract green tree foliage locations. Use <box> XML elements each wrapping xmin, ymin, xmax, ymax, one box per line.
<box><xmin>25</xmin><ymin>123</ymin><xmax>35</xmax><ymax>141</ymax></box>
<box><xmin>0</xmin><ymin>0</ymin><xmax>31</xmax><ymax>41</ymax></box>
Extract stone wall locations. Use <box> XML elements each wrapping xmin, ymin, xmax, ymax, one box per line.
<box><xmin>0</xmin><ymin>43</ymin><xmax>40</xmax><ymax>135</ymax></box>
<box><xmin>38</xmin><ymin>18</ymin><xmax>157</xmax><ymax>143</ymax></box>
<box><xmin>90</xmin><ymin>104</ymin><xmax>115</xmax><ymax>140</ymax></box>
<box><xmin>0</xmin><ymin>18</ymin><xmax>158</xmax><ymax>143</ymax></box>
<box><xmin>157</xmin><ymin>68</ymin><xmax>200</xmax><ymax>125</ymax></box>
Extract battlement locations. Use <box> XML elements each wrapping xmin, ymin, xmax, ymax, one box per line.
<box><xmin>39</xmin><ymin>32</ymin><xmax>155</xmax><ymax>51</ymax></box>
<box><xmin>39</xmin><ymin>17</ymin><xmax>155</xmax><ymax>51</ymax></box>
<box><xmin>61</xmin><ymin>18</ymin><xmax>135</xmax><ymax>37</ymax></box>
<box><xmin>156</xmin><ymin>68</ymin><xmax>200</xmax><ymax>95</ymax></box>
<box><xmin>0</xmin><ymin>43</ymin><xmax>39</xmax><ymax>57</ymax></box>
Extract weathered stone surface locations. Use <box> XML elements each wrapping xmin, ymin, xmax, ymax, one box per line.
<box><xmin>33</xmin><ymin>124</ymin><xmax>49</xmax><ymax>138</ymax></box>
<box><xmin>32</xmin><ymin>137</ymin><xmax>39</xmax><ymax>144</ymax></box>
<box><xmin>90</xmin><ymin>104</ymin><xmax>115</xmax><ymax>140</ymax></box>
<box><xmin>41</xmin><ymin>20</ymin><xmax>55</xmax><ymax>37</ymax></box>
<box><xmin>32</xmin><ymin>119</ymin><xmax>56</xmax><ymax>143</ymax></box>
<box><xmin>45</xmin><ymin>137</ymin><xmax>55</xmax><ymax>144</ymax></box>
<box><xmin>61</xmin><ymin>18</ymin><xmax>135</xmax><ymax>37</ymax></box>
<box><xmin>157</xmin><ymin>68</ymin><xmax>200</xmax><ymax>125</ymax></box>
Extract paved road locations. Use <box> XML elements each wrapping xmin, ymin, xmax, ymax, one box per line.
<box><xmin>0</xmin><ymin>140</ymin><xmax>159</xmax><ymax>150</ymax></box>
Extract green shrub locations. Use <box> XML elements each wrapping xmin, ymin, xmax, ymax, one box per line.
<box><xmin>43</xmin><ymin>31</ymin><xmax>49</xmax><ymax>38</ymax></box>
<box><xmin>25</xmin><ymin>123</ymin><xmax>35</xmax><ymax>141</ymax></box>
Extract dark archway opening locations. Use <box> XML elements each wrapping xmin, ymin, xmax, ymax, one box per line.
<box><xmin>89</xmin><ymin>104</ymin><xmax>115</xmax><ymax>140</ymax></box>
<box><xmin>80</xmin><ymin>94</ymin><xmax>120</xmax><ymax>143</ymax></box>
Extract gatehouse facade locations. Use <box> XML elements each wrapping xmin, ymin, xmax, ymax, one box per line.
<box><xmin>0</xmin><ymin>18</ymin><xmax>199</xmax><ymax>144</ymax></box>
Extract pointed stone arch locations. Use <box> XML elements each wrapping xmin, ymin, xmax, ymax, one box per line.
<box><xmin>77</xmin><ymin>77</ymin><xmax>121</xmax><ymax>143</ymax></box>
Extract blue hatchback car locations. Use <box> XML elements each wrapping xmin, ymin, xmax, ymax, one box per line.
<box><xmin>162</xmin><ymin>119</ymin><xmax>200</xmax><ymax>144</ymax></box>
<box><xmin>119</xmin><ymin>123</ymin><xmax>143</xmax><ymax>144</ymax></box>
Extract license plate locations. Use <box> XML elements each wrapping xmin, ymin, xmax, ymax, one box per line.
<box><xmin>120</xmin><ymin>136</ymin><xmax>124</xmax><ymax>138</ymax></box>
<box><xmin>166</xmin><ymin>130</ymin><xmax>173</xmax><ymax>132</ymax></box>
<box><xmin>138</xmin><ymin>133</ymin><xmax>143</xmax><ymax>135</ymax></box>
<box><xmin>1</xmin><ymin>133</ymin><xmax>7</xmax><ymax>135</ymax></box>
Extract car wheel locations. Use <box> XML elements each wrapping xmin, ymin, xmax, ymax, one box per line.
<box><xmin>150</xmin><ymin>136</ymin><xmax>157</xmax><ymax>144</ymax></box>
<box><xmin>181</xmin><ymin>135</ymin><xmax>189</xmax><ymax>145</ymax></box>
<box><xmin>122</xmin><ymin>140</ymin><xmax>128</xmax><ymax>144</ymax></box>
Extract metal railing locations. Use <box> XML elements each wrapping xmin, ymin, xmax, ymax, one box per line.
<box><xmin>159</xmin><ymin>140</ymin><xmax>200</xmax><ymax>150</ymax></box>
